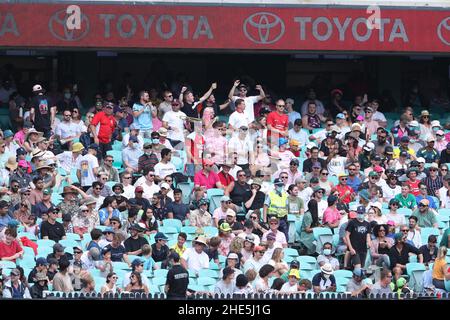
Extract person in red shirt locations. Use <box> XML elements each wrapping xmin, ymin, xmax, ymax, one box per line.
<box><xmin>0</xmin><ymin>228</ymin><xmax>24</xmax><ymax>262</ymax></box>
<box><xmin>266</xmin><ymin>99</ymin><xmax>289</xmax><ymax>149</ymax></box>
<box><xmin>335</xmin><ymin>173</ymin><xmax>355</xmax><ymax>204</ymax></box>
<box><xmin>194</xmin><ymin>159</ymin><xmax>224</xmax><ymax>190</ymax></box>
<box><xmin>405</xmin><ymin>168</ymin><xmax>421</xmax><ymax>196</ymax></box>
<box><xmin>217</xmin><ymin>164</ymin><xmax>235</xmax><ymax>196</ymax></box>
<box><xmin>90</xmin><ymin>101</ymin><xmax>117</xmax><ymax>160</ymax></box>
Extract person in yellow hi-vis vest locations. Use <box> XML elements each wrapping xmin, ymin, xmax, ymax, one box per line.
<box><xmin>263</xmin><ymin>178</ymin><xmax>289</xmax><ymax>241</ymax></box>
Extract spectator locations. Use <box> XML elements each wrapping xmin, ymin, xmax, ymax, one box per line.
<box><xmin>100</xmin><ymin>272</ymin><xmax>122</xmax><ymax>296</ymax></box>
<box><xmin>299</xmin><ymin>199</ymin><xmax>320</xmax><ymax>255</ymax></box>
<box><xmin>122</xmin><ymin>258</ymin><xmax>150</xmax><ymax>289</ymax></box>
<box><xmin>419</xmin><ymin>235</ymin><xmax>438</xmax><ymax>265</ymax></box>
<box><xmin>189</xmin><ymin>199</ymin><xmax>212</xmax><ymax>228</ymax></box>
<box><xmin>124</xmin><ymin>224</ymin><xmax>149</xmax><ymax>256</ymax></box>
<box><xmin>312</xmin><ymin>263</ymin><xmax>336</xmax><ymax>293</ymax></box>
<box><xmin>345</xmin><ymin>206</ymin><xmax>371</xmax><ymax>269</ymax></box>
<box><xmin>40</xmin><ymin>207</ymin><xmax>66</xmax><ymax>241</ymax></box>
<box><xmin>410</xmin><ymin>199</ymin><xmax>438</xmax><ymax>228</ymax></box>
<box><xmin>52</xmin><ymin>258</ymin><xmax>74</xmax><ymax>293</ymax></box>
<box><xmin>431</xmin><ymin>246</ymin><xmax>450</xmax><ymax>291</ymax></box>
<box><xmin>389</xmin><ymin>232</ymin><xmax>423</xmax><ymax>281</ymax></box>
<box><xmin>317</xmin><ymin>242</ymin><xmax>339</xmax><ymax>271</ymax></box>
<box><xmin>371</xmin><ymin>268</ymin><xmax>393</xmax><ymax>295</ymax></box>
<box><xmin>151</xmin><ymin>232</ymin><xmax>169</xmax><ymax>263</ymax></box>
<box><xmin>2</xmin><ymin>268</ymin><xmax>31</xmax><ymax>299</ymax></box>
<box><xmin>346</xmin><ymin>268</ymin><xmax>371</xmax><ymax>297</ymax></box>
<box><xmin>370</xmin><ymin>224</ymin><xmax>393</xmax><ymax>269</ymax></box>
<box><xmin>124</xmin><ymin>271</ymin><xmax>149</xmax><ymax>294</ymax></box>
<box><xmin>165</xmin><ymin>252</ymin><xmax>189</xmax><ymax>299</ymax></box>
<box><xmin>0</xmin><ymin>227</ymin><xmax>23</xmax><ymax>262</ymax></box>
<box><xmin>214</xmin><ymin>266</ymin><xmax>236</xmax><ymax>296</ymax></box>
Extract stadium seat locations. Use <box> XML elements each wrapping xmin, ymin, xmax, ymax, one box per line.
<box><xmin>37</xmin><ymin>239</ymin><xmax>56</xmax><ymax>248</ymax></box>
<box><xmin>209</xmin><ymin>261</ymin><xmax>220</xmax><ymax>270</ymax></box>
<box><xmin>283</xmin><ymin>248</ymin><xmax>299</xmax><ymax>257</ymax></box>
<box><xmin>188</xmin><ymin>284</ymin><xmax>206</xmax><ymax>292</ymax></box>
<box><xmin>89</xmin><ymin>268</ymin><xmax>102</xmax><ymax>278</ymax></box>
<box><xmin>149</xmin><ymin>285</ymin><xmax>161</xmax><ymax>293</ymax></box>
<box><xmin>438</xmin><ymin>208</ymin><xmax>450</xmax><ymax>217</ymax></box>
<box><xmin>406</xmin><ymin>262</ymin><xmax>427</xmax><ymax>292</ymax></box>
<box><xmin>203</xmin><ymin>226</ymin><xmax>218</xmax><ymax>238</ymax></box>
<box><xmin>153</xmin><ymin>269</ymin><xmax>169</xmax><ymax>278</ymax></box>
<box><xmin>420</xmin><ymin>227</ymin><xmax>440</xmax><ymax>245</ymax></box>
<box><xmin>36</xmin><ymin>246</ymin><xmax>53</xmax><ymax>258</ymax></box>
<box><xmin>112</xmin><ymin>262</ymin><xmax>130</xmax><ymax>270</ymax></box>
<box><xmin>158</xmin><ymin>226</ymin><xmax>178</xmax><ymax>238</ymax></box>
<box><xmin>127</xmin><ymin>255</ymin><xmax>141</xmax><ymax>263</ymax></box>
<box><xmin>162</xmin><ymin>219</ymin><xmax>182</xmax><ymax>232</ymax></box>
<box><xmin>333</xmin><ymin>269</ymin><xmax>353</xmax><ymax>279</ymax></box>
<box><xmin>22</xmin><ymin>246</ymin><xmax>35</xmax><ymax>257</ymax></box>
<box><xmin>198</xmin><ymin>269</ymin><xmax>219</xmax><ymax>279</ymax></box>
<box><xmin>397</xmin><ymin>208</ymin><xmax>412</xmax><ymax>215</ymax></box>
<box><xmin>17</xmin><ymin>255</ymin><xmax>36</xmax><ymax>269</ymax></box>
<box><xmin>197</xmin><ymin>277</ymin><xmax>216</xmax><ymax>286</ymax></box>
<box><xmin>18</xmin><ymin>232</ymin><xmax>37</xmax><ymax>241</ymax></box>
<box><xmin>59</xmin><ymin>239</ymin><xmax>79</xmax><ymax>249</ymax></box>
<box><xmin>181</xmin><ymin>226</ymin><xmax>197</xmax><ymax>235</ymax></box>
<box><xmin>171</xmin><ymin>156</ymin><xmax>184</xmax><ymax>172</ymax></box>
<box><xmin>66</xmin><ymin>233</ymin><xmax>81</xmax><ymax>242</ymax></box>
<box><xmin>313</xmin><ymin>227</ymin><xmax>334</xmax><ymax>254</ymax></box>
<box><xmin>177</xmin><ymin>182</ymin><xmax>194</xmax><ymax>205</ymax></box>
<box><xmin>206</xmin><ymin>188</ymin><xmax>224</xmax><ymax>200</ymax></box>
<box><xmin>298</xmin><ymin>255</ymin><xmax>317</xmax><ymax>269</ymax></box>
<box><xmin>142</xmin><ymin>269</ymin><xmax>153</xmax><ymax>278</ymax></box>
<box><xmin>218</xmin><ymin>255</ymin><xmax>227</xmax><ymax>265</ymax></box>
<box><xmin>209</xmin><ymin>195</ymin><xmax>223</xmax><ymax>214</ymax></box>
<box><xmin>0</xmin><ymin>261</ymin><xmax>16</xmax><ymax>269</ymax></box>
<box><xmin>151</xmin><ymin>277</ymin><xmax>166</xmax><ymax>287</ymax></box>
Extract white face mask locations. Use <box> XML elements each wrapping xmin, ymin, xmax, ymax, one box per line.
<box><xmin>323</xmin><ymin>249</ymin><xmax>332</xmax><ymax>256</ymax></box>
<box><xmin>323</xmin><ymin>273</ymin><xmax>331</xmax><ymax>279</ymax></box>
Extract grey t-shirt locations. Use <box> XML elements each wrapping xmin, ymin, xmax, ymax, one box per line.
<box><xmin>370</xmin><ymin>282</ymin><xmax>392</xmax><ymax>295</ymax></box>
<box><xmin>214</xmin><ymin>280</ymin><xmax>235</xmax><ymax>296</ymax></box>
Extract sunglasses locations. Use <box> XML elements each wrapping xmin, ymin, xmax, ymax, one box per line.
<box><xmin>401</xmin><ymin>230</ymin><xmax>408</xmax><ymax>232</ymax></box>
<box><xmin>321</xmin><ymin>173</ymin><xmax>329</xmax><ymax>176</ymax></box>
<box><xmin>112</xmin><ymin>276</ymin><xmax>118</xmax><ymax>280</ymax></box>
<box><xmin>277</xmin><ymin>105</ymin><xmax>285</xmax><ymax>108</ymax></box>
<box><xmin>238</xmin><ymin>174</ymin><xmax>246</xmax><ymax>177</ymax></box>
<box><xmin>94</xmin><ymin>187</ymin><xmax>102</xmax><ymax>190</ymax></box>
<box><xmin>430</xmin><ymin>169</ymin><xmax>438</xmax><ymax>172</ymax></box>
<box><xmin>74</xmin><ymin>251</ymin><xmax>82</xmax><ymax>254</ymax></box>
<box><xmin>123</xmin><ymin>177</ymin><xmax>132</xmax><ymax>179</ymax></box>
<box><xmin>340</xmin><ymin>178</ymin><xmax>347</xmax><ymax>181</ymax></box>
<box><xmin>281</xmin><ymin>177</ymin><xmax>288</xmax><ymax>179</ymax></box>
<box><xmin>166</xmin><ymin>95</ymin><xmax>173</xmax><ymax>98</ymax></box>
<box><xmin>165</xmin><ymin>180</ymin><xmax>172</xmax><ymax>183</ymax></box>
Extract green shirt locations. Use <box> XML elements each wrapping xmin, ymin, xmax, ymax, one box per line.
<box><xmin>439</xmin><ymin>228</ymin><xmax>450</xmax><ymax>247</ymax></box>
<box><xmin>410</xmin><ymin>209</ymin><xmax>437</xmax><ymax>228</ymax></box>
<box><xmin>394</xmin><ymin>194</ymin><xmax>417</xmax><ymax>209</ymax></box>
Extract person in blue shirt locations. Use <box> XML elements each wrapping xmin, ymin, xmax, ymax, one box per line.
<box><xmin>415</xmin><ymin>182</ymin><xmax>437</xmax><ymax>209</ymax></box>
<box><xmin>0</xmin><ymin>200</ymin><xmax>12</xmax><ymax>229</ymax></box>
<box><xmin>132</xmin><ymin>90</ymin><xmax>156</xmax><ymax>138</ymax></box>
<box><xmin>346</xmin><ymin>163</ymin><xmax>362</xmax><ymax>191</ymax></box>
<box><xmin>98</xmin><ymin>196</ymin><xmax>121</xmax><ymax>226</ymax></box>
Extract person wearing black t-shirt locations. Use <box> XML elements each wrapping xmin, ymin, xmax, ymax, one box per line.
<box><xmin>29</xmin><ymin>84</ymin><xmax>56</xmax><ymax>138</ymax></box>
<box><xmin>40</xmin><ymin>208</ymin><xmax>66</xmax><ymax>241</ymax></box>
<box><xmin>230</xmin><ymin>170</ymin><xmax>251</xmax><ymax>211</ymax></box>
<box><xmin>165</xmin><ymin>252</ymin><xmax>189</xmax><ymax>299</ymax></box>
<box><xmin>123</xmin><ymin>224</ymin><xmax>149</xmax><ymax>256</ymax></box>
<box><xmin>151</xmin><ymin>232</ymin><xmax>170</xmax><ymax>262</ymax></box>
<box><xmin>180</xmin><ymin>83</ymin><xmax>216</xmax><ymax>119</ymax></box>
<box><xmin>345</xmin><ymin>206</ymin><xmax>372</xmax><ymax>269</ymax></box>
<box><xmin>243</xmin><ymin>179</ymin><xmax>265</xmax><ymax>212</ymax></box>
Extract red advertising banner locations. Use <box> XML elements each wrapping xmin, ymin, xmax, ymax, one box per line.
<box><xmin>0</xmin><ymin>3</ymin><xmax>449</xmax><ymax>52</ymax></box>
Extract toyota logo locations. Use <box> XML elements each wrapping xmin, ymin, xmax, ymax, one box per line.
<box><xmin>243</xmin><ymin>12</ymin><xmax>285</xmax><ymax>44</ymax></box>
<box><xmin>49</xmin><ymin>9</ymin><xmax>90</xmax><ymax>41</ymax></box>
<box><xmin>437</xmin><ymin>17</ymin><xmax>450</xmax><ymax>46</ymax></box>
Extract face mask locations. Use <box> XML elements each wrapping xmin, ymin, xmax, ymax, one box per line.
<box><xmin>409</xmin><ymin>139</ymin><xmax>416</xmax><ymax>144</ymax></box>
<box><xmin>357</xmin><ymin>213</ymin><xmax>365</xmax><ymax>221</ymax></box>
<box><xmin>323</xmin><ymin>249</ymin><xmax>332</xmax><ymax>256</ymax></box>
<box><xmin>433</xmin><ymin>127</ymin><xmax>439</xmax><ymax>132</ymax></box>
<box><xmin>132</xmin><ymin>143</ymin><xmax>139</xmax><ymax>149</ymax></box>
<box><xmin>152</xmin><ymin>139</ymin><xmax>159</xmax><ymax>144</ymax></box>
<box><xmin>145</xmin><ymin>150</ymin><xmax>152</xmax><ymax>155</ymax></box>
<box><xmin>276</xmin><ymin>186</ymin><xmax>284</xmax><ymax>192</ymax></box>
<box><xmin>64</xmin><ymin>93</ymin><xmax>71</xmax><ymax>99</ymax></box>
<box><xmin>323</xmin><ymin>273</ymin><xmax>331</xmax><ymax>279</ymax></box>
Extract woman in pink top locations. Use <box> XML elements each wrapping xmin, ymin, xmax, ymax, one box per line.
<box><xmin>218</xmin><ymin>222</ymin><xmax>235</xmax><ymax>256</ymax></box>
<box><xmin>322</xmin><ymin>195</ymin><xmax>341</xmax><ymax>229</ymax></box>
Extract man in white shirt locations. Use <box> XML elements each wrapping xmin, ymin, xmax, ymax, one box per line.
<box><xmin>406</xmin><ymin>216</ymin><xmax>422</xmax><ymax>248</ymax></box>
<box><xmin>55</xmin><ymin>110</ymin><xmax>82</xmax><ymax>145</ymax></box>
<box><xmin>181</xmin><ymin>236</ymin><xmax>210</xmax><ymax>275</ymax></box>
<box><xmin>153</xmin><ymin>148</ymin><xmax>176</xmax><ymax>180</ymax></box>
<box><xmin>370</xmin><ymin>99</ymin><xmax>387</xmax><ymax>127</ymax></box>
<box><xmin>57</xmin><ymin>142</ymin><xmax>84</xmax><ymax>175</ymax></box>
<box><xmin>228</xmin><ymin>99</ymin><xmax>250</xmax><ymax>132</ymax></box>
<box><xmin>76</xmin><ymin>144</ymin><xmax>99</xmax><ymax>190</ymax></box>
<box><xmin>327</xmin><ymin>144</ymin><xmax>347</xmax><ymax>177</ymax></box>
<box><xmin>228</xmin><ymin>80</ymin><xmax>265</xmax><ymax>123</ymax></box>
<box><xmin>243</xmin><ymin>246</ymin><xmax>266</xmax><ymax>273</ymax></box>
<box><xmin>228</xmin><ymin>126</ymin><xmax>254</xmax><ymax>169</ymax></box>
<box><xmin>162</xmin><ymin>99</ymin><xmax>187</xmax><ymax>145</ymax></box>
<box><xmin>262</xmin><ymin>219</ymin><xmax>288</xmax><ymax>248</ymax></box>
<box><xmin>288</xmin><ymin>119</ymin><xmax>308</xmax><ymax>147</ymax></box>
<box><xmin>134</xmin><ymin>169</ymin><xmax>160</xmax><ymax>199</ymax></box>
<box><xmin>122</xmin><ymin>123</ymin><xmax>144</xmax><ymax>150</ymax></box>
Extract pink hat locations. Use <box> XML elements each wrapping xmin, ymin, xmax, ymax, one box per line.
<box><xmin>356</xmin><ymin>115</ymin><xmax>364</xmax><ymax>121</ymax></box>
<box><xmin>202</xmin><ymin>159</ymin><xmax>214</xmax><ymax>167</ymax></box>
<box><xmin>18</xmin><ymin>160</ymin><xmax>29</xmax><ymax>168</ymax></box>
<box><xmin>374</xmin><ymin>166</ymin><xmax>383</xmax><ymax>173</ymax></box>
<box><xmin>387</xmin><ymin>220</ymin><xmax>395</xmax><ymax>226</ymax></box>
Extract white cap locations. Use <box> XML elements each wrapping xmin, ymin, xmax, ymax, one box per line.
<box><xmin>160</xmin><ymin>182</ymin><xmax>170</xmax><ymax>189</ymax></box>
<box><xmin>416</xmin><ymin>157</ymin><xmax>426</xmax><ymax>164</ymax></box>
<box><xmin>409</xmin><ymin>120</ymin><xmax>419</xmax><ymax>127</ymax></box>
<box><xmin>427</xmin><ymin>136</ymin><xmax>436</xmax><ymax>142</ymax></box>
<box><xmin>330</xmin><ymin>125</ymin><xmax>341</xmax><ymax>133</ymax></box>
<box><xmin>32</xmin><ymin>84</ymin><xmax>42</xmax><ymax>92</ymax></box>
<box><xmin>306</xmin><ymin>142</ymin><xmax>316</xmax><ymax>149</ymax></box>
<box><xmin>351</xmin><ymin>123</ymin><xmax>362</xmax><ymax>131</ymax></box>
<box><xmin>431</xmin><ymin>120</ymin><xmax>441</xmax><ymax>127</ymax></box>
<box><xmin>370</xmin><ymin>202</ymin><xmax>382</xmax><ymax>210</ymax></box>
<box><xmin>363</xmin><ymin>142</ymin><xmax>375</xmax><ymax>151</ymax></box>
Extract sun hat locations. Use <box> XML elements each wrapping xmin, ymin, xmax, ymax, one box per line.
<box><xmin>320</xmin><ymin>263</ymin><xmax>334</xmax><ymax>275</ymax></box>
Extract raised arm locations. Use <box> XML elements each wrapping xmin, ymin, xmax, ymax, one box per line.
<box><xmin>255</xmin><ymin>85</ymin><xmax>265</xmax><ymax>101</ymax></box>
<box><xmin>198</xmin><ymin>83</ymin><xmax>217</xmax><ymax>104</ymax></box>
<box><xmin>228</xmin><ymin>80</ymin><xmax>240</xmax><ymax>100</ymax></box>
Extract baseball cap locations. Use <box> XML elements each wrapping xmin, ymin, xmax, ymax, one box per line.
<box><xmin>363</xmin><ymin>142</ymin><xmax>375</xmax><ymax>151</ymax></box>
<box><xmin>400</xmin><ymin>136</ymin><xmax>410</xmax><ymax>143</ymax></box>
<box><xmin>267</xmin><ymin>232</ymin><xmax>276</xmax><ymax>241</ymax></box>
<box><xmin>368</xmin><ymin>171</ymin><xmax>379</xmax><ymax>177</ymax></box>
<box><xmin>220</xmin><ymin>195</ymin><xmax>231</xmax><ymax>202</ymax></box>
<box><xmin>389</xmin><ymin>198</ymin><xmax>400</xmax><ymax>206</ymax></box>
<box><xmin>353</xmin><ymin>268</ymin><xmax>365</xmax><ymax>278</ymax></box>
<box><xmin>135</xmin><ymin>186</ymin><xmax>144</xmax><ymax>193</ymax></box>
<box><xmin>310</xmin><ymin>177</ymin><xmax>319</xmax><ymax>184</ymax></box>
<box><xmin>416</xmin><ymin>157</ymin><xmax>426</xmax><ymax>164</ymax></box>
<box><xmin>419</xmin><ymin>199</ymin><xmax>430</xmax><ymax>206</ymax></box>
<box><xmin>225</xmin><ymin>208</ymin><xmax>236</xmax><ymax>217</ymax></box>
<box><xmin>227</xmin><ymin>253</ymin><xmax>239</xmax><ymax>260</ymax></box>
<box><xmin>336</xmin><ymin>113</ymin><xmax>346</xmax><ymax>119</ymax></box>
<box><xmin>312</xmin><ymin>162</ymin><xmax>322</xmax><ymax>169</ymax></box>
<box><xmin>131</xmin><ymin>258</ymin><xmax>144</xmax><ymax>268</ymax></box>
<box><xmin>400</xmin><ymin>150</ymin><xmax>409</xmax><ymax>157</ymax></box>
<box><xmin>129</xmin><ymin>123</ymin><xmax>140</xmax><ymax>130</ymax></box>
<box><xmin>274</xmin><ymin>178</ymin><xmax>284</xmax><ymax>186</ymax></box>
<box><xmin>356</xmin><ymin>206</ymin><xmax>366</xmax><ymax>214</ymax></box>
<box><xmin>36</xmin><ymin>257</ymin><xmax>49</xmax><ymax>266</ymax></box>
<box><xmin>88</xmin><ymin>143</ymin><xmax>99</xmax><ymax>151</ymax></box>
<box><xmin>409</xmin><ymin>120</ymin><xmax>419</xmax><ymax>127</ymax></box>
<box><xmin>53</xmin><ymin>243</ymin><xmax>65</xmax><ymax>252</ymax></box>
<box><xmin>160</xmin><ymin>182</ymin><xmax>170</xmax><ymax>189</ymax></box>
<box><xmin>154</xmin><ymin>232</ymin><xmax>169</xmax><ymax>241</ymax></box>
<box><xmin>436</xmin><ymin>130</ymin><xmax>445</xmax><ymax>136</ymax></box>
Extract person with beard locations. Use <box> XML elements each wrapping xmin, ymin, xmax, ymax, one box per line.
<box><xmin>372</xmin><ymin>127</ymin><xmax>392</xmax><ymax>155</ymax></box>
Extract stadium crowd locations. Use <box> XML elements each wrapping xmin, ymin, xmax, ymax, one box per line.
<box><xmin>0</xmin><ymin>77</ymin><xmax>449</xmax><ymax>299</ymax></box>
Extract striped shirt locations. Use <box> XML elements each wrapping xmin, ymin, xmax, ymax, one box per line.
<box><xmin>423</xmin><ymin>176</ymin><xmax>443</xmax><ymax>198</ymax></box>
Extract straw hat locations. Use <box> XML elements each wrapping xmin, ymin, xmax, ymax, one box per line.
<box><xmin>5</xmin><ymin>156</ymin><xmax>18</xmax><ymax>171</ymax></box>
